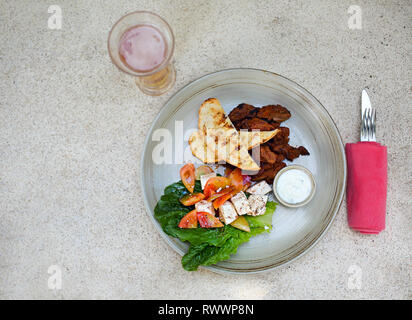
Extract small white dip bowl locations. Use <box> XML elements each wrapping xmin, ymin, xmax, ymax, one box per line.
<box><xmin>273</xmin><ymin>165</ymin><xmax>316</xmax><ymax>208</ymax></box>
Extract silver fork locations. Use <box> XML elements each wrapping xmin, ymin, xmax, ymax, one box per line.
<box><xmin>361</xmin><ymin>90</ymin><xmax>376</xmax><ymax>142</ymax></box>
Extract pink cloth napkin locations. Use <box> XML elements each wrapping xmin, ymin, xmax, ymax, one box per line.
<box><xmin>345</xmin><ymin>142</ymin><xmax>387</xmax><ymax>234</ymax></box>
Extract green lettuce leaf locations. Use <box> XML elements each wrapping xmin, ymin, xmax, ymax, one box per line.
<box><xmin>154</xmin><ymin>180</ymin><xmax>277</xmax><ymax>271</ymax></box>
<box><xmin>246</xmin><ymin>201</ymin><xmax>277</xmax><ymax>232</ymax></box>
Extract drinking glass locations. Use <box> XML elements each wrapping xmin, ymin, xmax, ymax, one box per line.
<box><xmin>108</xmin><ymin>11</ymin><xmax>176</xmax><ymax>96</ymax></box>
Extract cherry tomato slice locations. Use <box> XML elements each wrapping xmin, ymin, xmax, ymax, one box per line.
<box><xmin>229</xmin><ymin>168</ymin><xmax>252</xmax><ymax>192</ymax></box>
<box><xmin>197</xmin><ymin>211</ymin><xmax>224</xmax><ymax>228</ymax></box>
<box><xmin>178</xmin><ymin>209</ymin><xmax>198</xmax><ymax>228</ymax></box>
<box><xmin>206</xmin><ymin>186</ymin><xmax>236</xmax><ymax>202</ymax></box>
<box><xmin>195</xmin><ymin>165</ymin><xmax>214</xmax><ymax>180</ymax></box>
<box><xmin>203</xmin><ymin>177</ymin><xmax>231</xmax><ymax>198</ymax></box>
<box><xmin>180</xmin><ymin>163</ymin><xmax>196</xmax><ymax>193</ymax></box>
<box><xmin>229</xmin><ymin>168</ymin><xmax>244</xmax><ymax>189</ymax></box>
<box><xmin>212</xmin><ymin>188</ymin><xmax>239</xmax><ymax>209</ymax></box>
<box><xmin>179</xmin><ymin>193</ymin><xmax>205</xmax><ymax>206</ymax></box>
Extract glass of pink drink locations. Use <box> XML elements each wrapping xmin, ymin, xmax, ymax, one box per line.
<box><xmin>108</xmin><ymin>11</ymin><xmax>175</xmax><ymax>96</ymax></box>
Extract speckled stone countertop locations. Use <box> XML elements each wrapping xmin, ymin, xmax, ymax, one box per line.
<box><xmin>0</xmin><ymin>0</ymin><xmax>410</xmax><ymax>299</ymax></box>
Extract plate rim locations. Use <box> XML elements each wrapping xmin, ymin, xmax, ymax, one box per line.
<box><xmin>140</xmin><ymin>68</ymin><xmax>347</xmax><ymax>274</ymax></box>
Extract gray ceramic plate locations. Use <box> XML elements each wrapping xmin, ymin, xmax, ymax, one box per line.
<box><xmin>141</xmin><ymin>68</ymin><xmax>346</xmax><ymax>274</ymax></box>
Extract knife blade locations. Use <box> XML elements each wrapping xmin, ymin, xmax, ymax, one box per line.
<box><xmin>362</xmin><ymin>89</ymin><xmax>371</xmax><ymax>116</ymax></box>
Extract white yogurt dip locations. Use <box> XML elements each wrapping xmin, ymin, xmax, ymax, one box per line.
<box><xmin>275</xmin><ymin>168</ymin><xmax>313</xmax><ymax>205</ymax></box>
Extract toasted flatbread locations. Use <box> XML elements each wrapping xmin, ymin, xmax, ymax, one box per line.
<box><xmin>189</xmin><ymin>129</ymin><xmax>261</xmax><ymax>171</ymax></box>
<box><xmin>238</xmin><ymin>130</ymin><xmax>279</xmax><ymax>150</ymax></box>
<box><xmin>188</xmin><ymin>130</ymin><xmax>217</xmax><ymax>164</ymax></box>
<box><xmin>204</xmin><ymin>128</ymin><xmax>260</xmax><ymax>171</ymax></box>
<box><xmin>198</xmin><ymin>98</ymin><xmax>279</xmax><ymax>148</ymax></box>
<box><xmin>189</xmin><ymin>98</ymin><xmax>279</xmax><ymax>171</ymax></box>
<box><xmin>198</xmin><ymin>98</ymin><xmax>233</xmax><ymax>134</ymax></box>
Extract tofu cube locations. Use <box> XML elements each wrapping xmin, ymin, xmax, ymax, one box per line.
<box><xmin>230</xmin><ymin>191</ymin><xmax>252</xmax><ymax>216</ymax></box>
<box><xmin>248</xmin><ymin>194</ymin><xmax>268</xmax><ymax>216</ymax></box>
<box><xmin>200</xmin><ymin>173</ymin><xmax>217</xmax><ymax>190</ymax></box>
<box><xmin>219</xmin><ymin>201</ymin><xmax>238</xmax><ymax>225</ymax></box>
<box><xmin>195</xmin><ymin>200</ymin><xmax>215</xmax><ymax>215</ymax></box>
<box><xmin>246</xmin><ymin>181</ymin><xmax>272</xmax><ymax>195</ymax></box>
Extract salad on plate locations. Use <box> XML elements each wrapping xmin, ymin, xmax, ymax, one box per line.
<box><xmin>154</xmin><ymin>164</ymin><xmax>277</xmax><ymax>271</ymax></box>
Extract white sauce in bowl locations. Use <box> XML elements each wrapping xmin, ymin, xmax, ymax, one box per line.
<box><xmin>276</xmin><ymin>169</ymin><xmax>313</xmax><ymax>204</ymax></box>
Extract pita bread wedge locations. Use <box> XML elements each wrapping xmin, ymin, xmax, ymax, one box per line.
<box><xmin>203</xmin><ymin>127</ymin><xmax>260</xmax><ymax>171</ymax></box>
<box><xmin>198</xmin><ymin>98</ymin><xmax>279</xmax><ymax>149</ymax></box>
<box><xmin>198</xmin><ymin>98</ymin><xmax>233</xmax><ymax>133</ymax></box>
<box><xmin>189</xmin><ymin>129</ymin><xmax>279</xmax><ymax>165</ymax></box>
<box><xmin>238</xmin><ymin>130</ymin><xmax>279</xmax><ymax>151</ymax></box>
<box><xmin>188</xmin><ymin>130</ymin><xmax>217</xmax><ymax>164</ymax></box>
<box><xmin>189</xmin><ymin>129</ymin><xmax>260</xmax><ymax>170</ymax></box>
<box><xmin>189</xmin><ymin>98</ymin><xmax>280</xmax><ymax>171</ymax></box>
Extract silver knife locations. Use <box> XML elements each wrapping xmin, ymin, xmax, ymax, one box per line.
<box><xmin>360</xmin><ymin>89</ymin><xmax>376</xmax><ymax>142</ymax></box>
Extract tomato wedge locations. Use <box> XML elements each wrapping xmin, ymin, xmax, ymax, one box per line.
<box><xmin>203</xmin><ymin>177</ymin><xmax>231</xmax><ymax>198</ymax></box>
<box><xmin>206</xmin><ymin>186</ymin><xmax>236</xmax><ymax>202</ymax></box>
<box><xmin>178</xmin><ymin>209</ymin><xmax>198</xmax><ymax>228</ymax></box>
<box><xmin>212</xmin><ymin>188</ymin><xmax>239</xmax><ymax>209</ymax></box>
<box><xmin>228</xmin><ymin>168</ymin><xmax>251</xmax><ymax>191</ymax></box>
<box><xmin>228</xmin><ymin>168</ymin><xmax>243</xmax><ymax>189</ymax></box>
<box><xmin>229</xmin><ymin>168</ymin><xmax>251</xmax><ymax>189</ymax></box>
<box><xmin>179</xmin><ymin>193</ymin><xmax>205</xmax><ymax>206</ymax></box>
<box><xmin>195</xmin><ymin>165</ymin><xmax>214</xmax><ymax>180</ymax></box>
<box><xmin>197</xmin><ymin>211</ymin><xmax>223</xmax><ymax>228</ymax></box>
<box><xmin>180</xmin><ymin>163</ymin><xmax>195</xmax><ymax>193</ymax></box>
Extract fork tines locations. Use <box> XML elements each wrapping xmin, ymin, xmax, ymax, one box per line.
<box><xmin>361</xmin><ymin>108</ymin><xmax>376</xmax><ymax>142</ymax></box>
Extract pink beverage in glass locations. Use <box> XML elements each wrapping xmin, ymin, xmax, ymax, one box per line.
<box><xmin>119</xmin><ymin>25</ymin><xmax>167</xmax><ymax>72</ymax></box>
<box><xmin>108</xmin><ymin>11</ymin><xmax>176</xmax><ymax>95</ymax></box>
